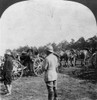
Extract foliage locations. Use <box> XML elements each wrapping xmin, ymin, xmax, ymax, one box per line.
<box><xmin>9</xmin><ymin>35</ymin><xmax>97</xmax><ymax>55</ymax></box>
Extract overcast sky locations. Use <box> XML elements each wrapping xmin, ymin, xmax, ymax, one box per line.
<box><xmin>0</xmin><ymin>0</ymin><xmax>97</xmax><ymax>56</ymax></box>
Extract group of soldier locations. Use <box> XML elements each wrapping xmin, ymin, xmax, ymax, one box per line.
<box><xmin>60</xmin><ymin>48</ymin><xmax>97</xmax><ymax>67</ymax></box>
<box><xmin>1</xmin><ymin>45</ymin><xmax>59</xmax><ymax>100</ymax></box>
<box><xmin>1</xmin><ymin>44</ymin><xmax>97</xmax><ymax>100</ymax></box>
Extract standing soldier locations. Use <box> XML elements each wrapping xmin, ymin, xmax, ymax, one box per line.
<box><xmin>43</xmin><ymin>45</ymin><xmax>59</xmax><ymax>100</ymax></box>
<box><xmin>3</xmin><ymin>50</ymin><xmax>13</xmax><ymax>95</ymax></box>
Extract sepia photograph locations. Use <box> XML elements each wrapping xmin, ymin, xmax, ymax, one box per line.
<box><xmin>0</xmin><ymin>0</ymin><xmax>97</xmax><ymax>100</ymax></box>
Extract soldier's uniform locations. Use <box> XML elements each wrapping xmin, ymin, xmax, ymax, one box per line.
<box><xmin>44</xmin><ymin>45</ymin><xmax>59</xmax><ymax>100</ymax></box>
<box><xmin>3</xmin><ymin>51</ymin><xmax>13</xmax><ymax>95</ymax></box>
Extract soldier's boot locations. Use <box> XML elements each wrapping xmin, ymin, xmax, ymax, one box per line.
<box><xmin>4</xmin><ymin>85</ymin><xmax>8</xmax><ymax>93</ymax></box>
<box><xmin>5</xmin><ymin>85</ymin><xmax>12</xmax><ymax>95</ymax></box>
<box><xmin>9</xmin><ymin>84</ymin><xmax>12</xmax><ymax>94</ymax></box>
<box><xmin>54</xmin><ymin>98</ymin><xmax>58</xmax><ymax>100</ymax></box>
<box><xmin>54</xmin><ymin>88</ymin><xmax>58</xmax><ymax>100</ymax></box>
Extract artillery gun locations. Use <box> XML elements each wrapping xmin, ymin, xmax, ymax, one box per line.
<box><xmin>0</xmin><ymin>53</ymin><xmax>45</xmax><ymax>82</ymax></box>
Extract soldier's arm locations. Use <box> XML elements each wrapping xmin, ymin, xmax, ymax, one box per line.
<box><xmin>56</xmin><ymin>58</ymin><xmax>60</xmax><ymax>73</ymax></box>
<box><xmin>43</xmin><ymin>59</ymin><xmax>48</xmax><ymax>71</ymax></box>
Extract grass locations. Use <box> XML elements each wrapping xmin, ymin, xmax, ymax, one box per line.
<box><xmin>0</xmin><ymin>66</ymin><xmax>97</xmax><ymax>100</ymax></box>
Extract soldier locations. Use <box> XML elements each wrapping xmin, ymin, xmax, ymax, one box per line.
<box><xmin>43</xmin><ymin>45</ymin><xmax>59</xmax><ymax>100</ymax></box>
<box><xmin>3</xmin><ymin>50</ymin><xmax>13</xmax><ymax>95</ymax></box>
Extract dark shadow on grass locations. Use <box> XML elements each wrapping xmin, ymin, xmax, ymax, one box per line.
<box><xmin>59</xmin><ymin>65</ymin><xmax>97</xmax><ymax>84</ymax></box>
<box><xmin>87</xmin><ymin>91</ymin><xmax>97</xmax><ymax>100</ymax></box>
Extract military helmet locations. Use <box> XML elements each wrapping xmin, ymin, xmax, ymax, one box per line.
<box><xmin>46</xmin><ymin>45</ymin><xmax>54</xmax><ymax>53</ymax></box>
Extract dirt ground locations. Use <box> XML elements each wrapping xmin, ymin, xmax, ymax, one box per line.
<box><xmin>0</xmin><ymin>67</ymin><xmax>97</xmax><ymax>100</ymax></box>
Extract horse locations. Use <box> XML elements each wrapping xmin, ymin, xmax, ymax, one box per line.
<box><xmin>60</xmin><ymin>50</ymin><xmax>69</xmax><ymax>67</ymax></box>
<box><xmin>75</xmin><ymin>49</ymin><xmax>91</xmax><ymax>66</ymax></box>
<box><xmin>59</xmin><ymin>49</ymin><xmax>77</xmax><ymax>67</ymax></box>
<box><xmin>66</xmin><ymin>49</ymin><xmax>77</xmax><ymax>67</ymax></box>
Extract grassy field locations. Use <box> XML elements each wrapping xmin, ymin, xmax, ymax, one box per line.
<box><xmin>0</xmin><ymin>66</ymin><xmax>97</xmax><ymax>100</ymax></box>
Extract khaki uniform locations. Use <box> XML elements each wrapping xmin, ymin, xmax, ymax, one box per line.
<box><xmin>44</xmin><ymin>53</ymin><xmax>59</xmax><ymax>100</ymax></box>
<box><xmin>44</xmin><ymin>53</ymin><xmax>58</xmax><ymax>82</ymax></box>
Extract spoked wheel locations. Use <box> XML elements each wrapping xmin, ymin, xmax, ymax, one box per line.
<box><xmin>91</xmin><ymin>52</ymin><xmax>97</xmax><ymax>67</ymax></box>
<box><xmin>0</xmin><ymin>68</ymin><xmax>3</xmax><ymax>82</ymax></box>
<box><xmin>12</xmin><ymin>60</ymin><xmax>24</xmax><ymax>81</ymax></box>
<box><xmin>0</xmin><ymin>57</ymin><xmax>4</xmax><ymax>81</ymax></box>
<box><xmin>33</xmin><ymin>57</ymin><xmax>44</xmax><ymax>76</ymax></box>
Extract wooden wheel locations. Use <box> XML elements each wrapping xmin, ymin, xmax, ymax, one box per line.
<box><xmin>33</xmin><ymin>57</ymin><xmax>44</xmax><ymax>76</ymax></box>
<box><xmin>12</xmin><ymin>60</ymin><xmax>24</xmax><ymax>81</ymax></box>
<box><xmin>0</xmin><ymin>57</ymin><xmax>4</xmax><ymax>81</ymax></box>
<box><xmin>91</xmin><ymin>52</ymin><xmax>97</xmax><ymax>67</ymax></box>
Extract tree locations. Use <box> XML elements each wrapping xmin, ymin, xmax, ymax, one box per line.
<box><xmin>57</xmin><ymin>40</ymin><xmax>69</xmax><ymax>50</ymax></box>
<box><xmin>52</xmin><ymin>43</ymin><xmax>58</xmax><ymax>52</ymax></box>
<box><xmin>76</xmin><ymin>37</ymin><xmax>86</xmax><ymax>49</ymax></box>
<box><xmin>70</xmin><ymin>39</ymin><xmax>75</xmax><ymax>45</ymax></box>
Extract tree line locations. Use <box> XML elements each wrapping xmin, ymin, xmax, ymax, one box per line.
<box><xmin>12</xmin><ymin>35</ymin><xmax>97</xmax><ymax>55</ymax></box>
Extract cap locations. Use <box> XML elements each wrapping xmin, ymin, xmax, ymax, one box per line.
<box><xmin>5</xmin><ymin>50</ymin><xmax>12</xmax><ymax>55</ymax></box>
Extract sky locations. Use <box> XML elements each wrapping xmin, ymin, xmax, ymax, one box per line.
<box><xmin>0</xmin><ymin>0</ymin><xmax>97</xmax><ymax>56</ymax></box>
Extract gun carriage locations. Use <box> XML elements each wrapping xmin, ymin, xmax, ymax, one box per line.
<box><xmin>0</xmin><ymin>51</ymin><xmax>44</xmax><ymax>82</ymax></box>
